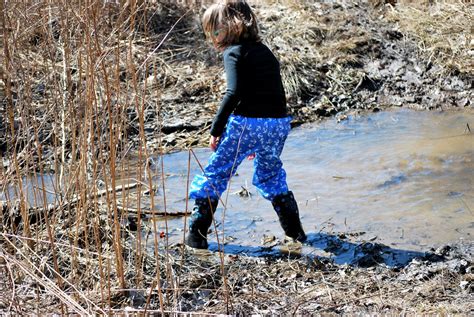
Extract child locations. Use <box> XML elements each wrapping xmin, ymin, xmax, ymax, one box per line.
<box><xmin>186</xmin><ymin>0</ymin><xmax>306</xmax><ymax>249</ymax></box>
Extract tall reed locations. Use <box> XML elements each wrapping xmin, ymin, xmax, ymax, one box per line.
<box><xmin>0</xmin><ymin>0</ymin><xmax>210</xmax><ymax>314</ymax></box>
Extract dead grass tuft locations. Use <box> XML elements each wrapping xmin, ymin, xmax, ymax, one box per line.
<box><xmin>387</xmin><ymin>0</ymin><xmax>473</xmax><ymax>74</ymax></box>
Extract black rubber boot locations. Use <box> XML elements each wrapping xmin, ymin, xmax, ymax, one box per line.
<box><xmin>186</xmin><ymin>197</ymin><xmax>218</xmax><ymax>249</ymax></box>
<box><xmin>271</xmin><ymin>191</ymin><xmax>307</xmax><ymax>242</ymax></box>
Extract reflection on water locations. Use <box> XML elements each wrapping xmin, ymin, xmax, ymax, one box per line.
<box><xmin>149</xmin><ymin>108</ymin><xmax>473</xmax><ymax>252</ymax></box>
<box><xmin>0</xmin><ymin>173</ymin><xmax>59</xmax><ymax>207</ymax></box>
<box><xmin>2</xmin><ymin>109</ymin><xmax>473</xmax><ymax>256</ymax></box>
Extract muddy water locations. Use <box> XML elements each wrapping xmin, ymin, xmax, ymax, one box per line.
<box><xmin>146</xmin><ymin>108</ymin><xmax>473</xmax><ymax>255</ymax></box>
<box><xmin>2</xmin><ymin>109</ymin><xmax>473</xmax><ymax>259</ymax></box>
<box><xmin>0</xmin><ymin>173</ymin><xmax>58</xmax><ymax>207</ymax></box>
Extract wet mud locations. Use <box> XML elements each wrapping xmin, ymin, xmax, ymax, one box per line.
<box><xmin>116</xmin><ymin>238</ymin><xmax>473</xmax><ymax>314</ymax></box>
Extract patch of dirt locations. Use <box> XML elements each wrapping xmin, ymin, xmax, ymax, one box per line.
<box><xmin>179</xmin><ymin>240</ymin><xmax>473</xmax><ymax>314</ymax></box>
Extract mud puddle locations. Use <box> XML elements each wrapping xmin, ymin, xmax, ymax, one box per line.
<box><xmin>145</xmin><ymin>108</ymin><xmax>473</xmax><ymax>261</ymax></box>
<box><xmin>2</xmin><ymin>109</ymin><xmax>473</xmax><ymax>265</ymax></box>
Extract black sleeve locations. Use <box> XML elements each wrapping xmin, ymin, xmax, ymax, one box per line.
<box><xmin>210</xmin><ymin>47</ymin><xmax>241</xmax><ymax>137</ymax></box>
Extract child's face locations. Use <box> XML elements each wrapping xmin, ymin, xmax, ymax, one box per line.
<box><xmin>210</xmin><ymin>26</ymin><xmax>226</xmax><ymax>51</ymax></box>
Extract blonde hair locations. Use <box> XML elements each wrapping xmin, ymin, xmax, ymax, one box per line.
<box><xmin>202</xmin><ymin>0</ymin><xmax>260</xmax><ymax>50</ymax></box>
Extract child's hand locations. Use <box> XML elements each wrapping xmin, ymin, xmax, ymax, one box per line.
<box><xmin>247</xmin><ymin>153</ymin><xmax>256</xmax><ymax>160</ymax></box>
<box><xmin>209</xmin><ymin>135</ymin><xmax>220</xmax><ymax>151</ymax></box>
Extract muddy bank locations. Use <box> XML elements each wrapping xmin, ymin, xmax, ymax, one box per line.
<box><xmin>170</xmin><ymin>239</ymin><xmax>473</xmax><ymax>314</ymax></box>
<box><xmin>130</xmin><ymin>0</ymin><xmax>473</xmax><ymax>151</ymax></box>
<box><xmin>2</xmin><ymin>229</ymin><xmax>471</xmax><ymax>314</ymax></box>
<box><xmin>0</xmin><ymin>1</ymin><xmax>472</xmax><ymax>161</ymax></box>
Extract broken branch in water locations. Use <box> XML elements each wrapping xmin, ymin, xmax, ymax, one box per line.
<box><xmin>114</xmin><ymin>204</ymin><xmax>190</xmax><ymax>217</ymax></box>
<box><xmin>1</xmin><ymin>181</ymin><xmax>190</xmax><ymax>227</ymax></box>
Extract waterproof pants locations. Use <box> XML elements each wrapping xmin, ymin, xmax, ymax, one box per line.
<box><xmin>189</xmin><ymin>115</ymin><xmax>292</xmax><ymax>201</ymax></box>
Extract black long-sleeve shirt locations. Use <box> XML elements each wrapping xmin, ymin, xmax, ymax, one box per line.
<box><xmin>210</xmin><ymin>42</ymin><xmax>287</xmax><ymax>137</ymax></box>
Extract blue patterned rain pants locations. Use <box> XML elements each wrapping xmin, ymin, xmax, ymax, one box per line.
<box><xmin>189</xmin><ymin>115</ymin><xmax>292</xmax><ymax>201</ymax></box>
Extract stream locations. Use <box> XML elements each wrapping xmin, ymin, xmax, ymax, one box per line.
<box><xmin>148</xmin><ymin>108</ymin><xmax>473</xmax><ymax>256</ymax></box>
<box><xmin>3</xmin><ymin>108</ymin><xmax>473</xmax><ymax>263</ymax></box>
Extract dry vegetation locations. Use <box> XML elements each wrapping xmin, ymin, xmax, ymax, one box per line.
<box><xmin>387</xmin><ymin>0</ymin><xmax>473</xmax><ymax>74</ymax></box>
<box><xmin>0</xmin><ymin>0</ymin><xmax>472</xmax><ymax>315</ymax></box>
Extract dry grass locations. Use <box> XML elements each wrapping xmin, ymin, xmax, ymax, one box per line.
<box><xmin>257</xmin><ymin>4</ymin><xmax>324</xmax><ymax>100</ymax></box>
<box><xmin>0</xmin><ymin>0</ymin><xmax>205</xmax><ymax>314</ymax></box>
<box><xmin>387</xmin><ymin>0</ymin><xmax>473</xmax><ymax>74</ymax></box>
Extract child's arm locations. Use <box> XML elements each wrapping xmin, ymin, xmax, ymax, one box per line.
<box><xmin>209</xmin><ymin>46</ymin><xmax>242</xmax><ymax>138</ymax></box>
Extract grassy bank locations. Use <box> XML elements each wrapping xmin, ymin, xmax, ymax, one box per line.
<box><xmin>387</xmin><ymin>0</ymin><xmax>472</xmax><ymax>74</ymax></box>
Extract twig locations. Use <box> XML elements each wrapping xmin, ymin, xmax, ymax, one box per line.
<box><xmin>1</xmin><ymin>182</ymin><xmax>139</xmax><ymax>214</ymax></box>
<box><xmin>0</xmin><ymin>254</ymin><xmax>16</xmax><ymax>312</ymax></box>
<box><xmin>115</xmin><ymin>204</ymin><xmax>190</xmax><ymax>216</ymax></box>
